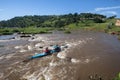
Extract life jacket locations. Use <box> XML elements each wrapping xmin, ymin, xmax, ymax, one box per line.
<box><xmin>53</xmin><ymin>45</ymin><xmax>61</xmax><ymax>52</ymax></box>
<box><xmin>43</xmin><ymin>49</ymin><xmax>51</xmax><ymax>55</ymax></box>
<box><xmin>44</xmin><ymin>49</ymin><xmax>50</xmax><ymax>53</ymax></box>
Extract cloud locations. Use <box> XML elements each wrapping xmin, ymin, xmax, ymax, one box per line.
<box><xmin>100</xmin><ymin>11</ymin><xmax>117</xmax><ymax>16</ymax></box>
<box><xmin>95</xmin><ymin>6</ymin><xmax>120</xmax><ymax>11</ymax></box>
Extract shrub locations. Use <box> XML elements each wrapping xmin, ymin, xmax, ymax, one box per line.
<box><xmin>64</xmin><ymin>30</ymin><xmax>71</xmax><ymax>34</ymax></box>
<box><xmin>113</xmin><ymin>72</ymin><xmax>120</xmax><ymax>80</ymax></box>
<box><xmin>12</xmin><ymin>29</ymin><xmax>20</xmax><ymax>32</ymax></box>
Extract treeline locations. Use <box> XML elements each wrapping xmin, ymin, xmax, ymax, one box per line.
<box><xmin>0</xmin><ymin>13</ymin><xmax>106</xmax><ymax>28</ymax></box>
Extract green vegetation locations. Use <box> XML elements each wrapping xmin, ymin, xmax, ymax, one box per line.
<box><xmin>0</xmin><ymin>28</ymin><xmax>14</xmax><ymax>35</ymax></box>
<box><xmin>0</xmin><ymin>27</ymin><xmax>54</xmax><ymax>35</ymax></box>
<box><xmin>0</xmin><ymin>13</ymin><xmax>106</xmax><ymax>28</ymax></box>
<box><xmin>0</xmin><ymin>13</ymin><xmax>120</xmax><ymax>36</ymax></box>
<box><xmin>113</xmin><ymin>72</ymin><xmax>120</xmax><ymax>80</ymax></box>
<box><xmin>64</xmin><ymin>30</ymin><xmax>71</xmax><ymax>34</ymax></box>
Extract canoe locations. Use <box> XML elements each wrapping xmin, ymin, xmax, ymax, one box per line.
<box><xmin>30</xmin><ymin>52</ymin><xmax>47</xmax><ymax>59</ymax></box>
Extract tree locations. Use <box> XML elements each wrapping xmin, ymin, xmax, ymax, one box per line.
<box><xmin>0</xmin><ymin>13</ymin><xmax>106</xmax><ymax>28</ymax></box>
<box><xmin>93</xmin><ymin>18</ymin><xmax>105</xmax><ymax>23</ymax></box>
<box><xmin>54</xmin><ymin>20</ymin><xmax>65</xmax><ymax>27</ymax></box>
<box><xmin>108</xmin><ymin>15</ymin><xmax>117</xmax><ymax>19</ymax></box>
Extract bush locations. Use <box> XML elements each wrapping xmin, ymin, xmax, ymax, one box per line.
<box><xmin>39</xmin><ymin>31</ymin><xmax>47</xmax><ymax>34</ymax></box>
<box><xmin>93</xmin><ymin>18</ymin><xmax>105</xmax><ymax>23</ymax></box>
<box><xmin>12</xmin><ymin>29</ymin><xmax>20</xmax><ymax>32</ymax></box>
<box><xmin>2</xmin><ymin>32</ymin><xmax>13</xmax><ymax>35</ymax></box>
<box><xmin>64</xmin><ymin>30</ymin><xmax>71</xmax><ymax>34</ymax></box>
<box><xmin>113</xmin><ymin>73</ymin><xmax>120</xmax><ymax>80</ymax></box>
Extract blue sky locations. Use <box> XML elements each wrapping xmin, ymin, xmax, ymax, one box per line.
<box><xmin>0</xmin><ymin>0</ymin><xmax>120</xmax><ymax>20</ymax></box>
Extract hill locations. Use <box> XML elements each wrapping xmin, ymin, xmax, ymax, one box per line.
<box><xmin>0</xmin><ymin>13</ymin><xmax>120</xmax><ymax>36</ymax></box>
<box><xmin>0</xmin><ymin>13</ymin><xmax>106</xmax><ymax>28</ymax></box>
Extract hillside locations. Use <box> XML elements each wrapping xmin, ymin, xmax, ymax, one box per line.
<box><xmin>0</xmin><ymin>13</ymin><xmax>106</xmax><ymax>28</ymax></box>
<box><xmin>0</xmin><ymin>13</ymin><xmax>120</xmax><ymax>35</ymax></box>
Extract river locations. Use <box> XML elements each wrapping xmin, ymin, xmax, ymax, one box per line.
<box><xmin>0</xmin><ymin>35</ymin><xmax>15</xmax><ymax>40</ymax></box>
<box><xmin>0</xmin><ymin>30</ymin><xmax>120</xmax><ymax>80</ymax></box>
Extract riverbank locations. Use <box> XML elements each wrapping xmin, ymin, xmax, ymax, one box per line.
<box><xmin>1</xmin><ymin>18</ymin><xmax>120</xmax><ymax>40</ymax></box>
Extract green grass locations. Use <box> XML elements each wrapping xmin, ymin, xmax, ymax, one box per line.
<box><xmin>0</xmin><ymin>27</ymin><xmax>54</xmax><ymax>35</ymax></box>
<box><xmin>0</xmin><ymin>28</ymin><xmax>14</xmax><ymax>35</ymax></box>
<box><xmin>65</xmin><ymin>19</ymin><xmax>120</xmax><ymax>33</ymax></box>
<box><xmin>0</xmin><ymin>19</ymin><xmax>120</xmax><ymax>35</ymax></box>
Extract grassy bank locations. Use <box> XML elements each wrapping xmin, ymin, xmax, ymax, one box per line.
<box><xmin>0</xmin><ymin>19</ymin><xmax>120</xmax><ymax>35</ymax></box>
<box><xmin>65</xmin><ymin>19</ymin><xmax>120</xmax><ymax>35</ymax></box>
<box><xmin>0</xmin><ymin>27</ymin><xmax>54</xmax><ymax>35</ymax></box>
<box><xmin>66</xmin><ymin>19</ymin><xmax>117</xmax><ymax>32</ymax></box>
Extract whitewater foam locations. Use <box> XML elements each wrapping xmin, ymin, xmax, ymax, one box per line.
<box><xmin>0</xmin><ymin>73</ymin><xmax>4</xmax><ymax>79</ymax></box>
<box><xmin>71</xmin><ymin>58</ymin><xmax>80</xmax><ymax>63</ymax></box>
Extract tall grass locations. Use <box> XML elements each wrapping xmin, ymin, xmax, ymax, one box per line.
<box><xmin>0</xmin><ymin>19</ymin><xmax>120</xmax><ymax>35</ymax></box>
<box><xmin>0</xmin><ymin>27</ymin><xmax>54</xmax><ymax>35</ymax></box>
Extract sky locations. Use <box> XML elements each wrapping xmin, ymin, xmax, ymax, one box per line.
<box><xmin>0</xmin><ymin>0</ymin><xmax>120</xmax><ymax>20</ymax></box>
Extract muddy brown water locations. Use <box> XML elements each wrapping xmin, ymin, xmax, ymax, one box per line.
<box><xmin>0</xmin><ymin>30</ymin><xmax>120</xmax><ymax>80</ymax></box>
